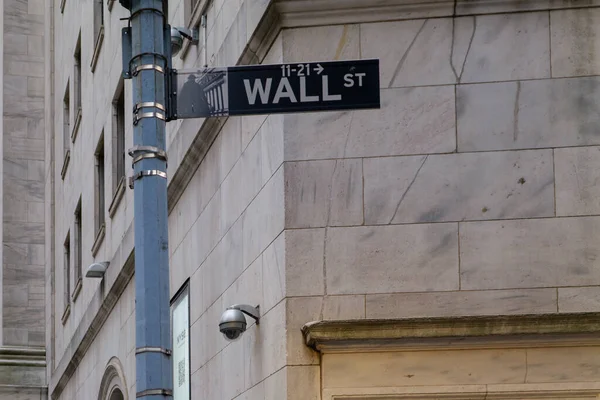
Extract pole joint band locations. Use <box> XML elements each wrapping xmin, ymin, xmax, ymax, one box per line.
<box><xmin>133</xmin><ymin>111</ymin><xmax>165</xmax><ymax>125</ymax></box>
<box><xmin>136</xmin><ymin>389</ymin><xmax>172</xmax><ymax>398</ymax></box>
<box><xmin>128</xmin><ymin>170</ymin><xmax>167</xmax><ymax>189</ymax></box>
<box><xmin>135</xmin><ymin>346</ymin><xmax>172</xmax><ymax>356</ymax></box>
<box><xmin>132</xmin><ymin>64</ymin><xmax>165</xmax><ymax>76</ymax></box>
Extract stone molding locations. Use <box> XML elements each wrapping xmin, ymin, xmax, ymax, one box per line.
<box><xmin>0</xmin><ymin>347</ymin><xmax>46</xmax><ymax>387</ymax></box>
<box><xmin>303</xmin><ymin>313</ymin><xmax>600</xmax><ymax>352</ymax></box>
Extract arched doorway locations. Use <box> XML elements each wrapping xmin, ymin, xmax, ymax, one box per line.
<box><xmin>109</xmin><ymin>388</ymin><xmax>124</xmax><ymax>400</ymax></box>
<box><xmin>98</xmin><ymin>357</ymin><xmax>128</xmax><ymax>400</ymax></box>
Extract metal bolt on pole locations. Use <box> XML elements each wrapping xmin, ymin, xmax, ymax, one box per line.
<box><xmin>119</xmin><ymin>0</ymin><xmax>172</xmax><ymax>398</ymax></box>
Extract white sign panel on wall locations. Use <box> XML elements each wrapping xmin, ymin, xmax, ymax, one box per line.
<box><xmin>171</xmin><ymin>283</ymin><xmax>190</xmax><ymax>400</ymax></box>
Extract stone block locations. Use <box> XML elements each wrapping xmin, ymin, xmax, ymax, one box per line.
<box><xmin>366</xmin><ymin>289</ymin><xmax>557</xmax><ymax>319</ymax></box>
<box><xmin>284</xmin><ymin>86</ymin><xmax>455</xmax><ymax>161</ymax></box>
<box><xmin>361</xmin><ymin>18</ymin><xmax>473</xmax><ymax>87</ymax></box>
<box><xmin>220</xmin><ymin>338</ymin><xmax>245</xmax><ymax>400</ymax></box>
<box><xmin>4</xmin><ymin>178</ymin><xmax>44</xmax><ymax>202</ymax></box>
<box><xmin>4</xmin><ymin>158</ymin><xmax>28</xmax><ymax>179</ymax></box>
<box><xmin>526</xmin><ymin>347</ymin><xmax>600</xmax><ymax>382</ymax></box>
<box><xmin>27</xmin><ymin>202</ymin><xmax>45</xmax><ymax>223</ymax></box>
<box><xmin>27</xmin><ymin>77</ymin><xmax>44</xmax><ymax>97</ymax></box>
<box><xmin>241</xmin><ymin>114</ymin><xmax>267</xmax><ymax>150</ymax></box>
<box><xmin>261</xmin><ymin>232</ymin><xmax>285</xmax><ymax>313</ymax></box>
<box><xmin>5</xmin><ymin>60</ymin><xmax>44</xmax><ymax>77</ymax></box>
<box><xmin>460</xmin><ymin>12</ymin><xmax>550</xmax><ymax>83</ymax></box>
<box><xmin>460</xmin><ymin>217</ymin><xmax>600</xmax><ymax>290</ymax></box>
<box><xmin>558</xmin><ymin>287</ymin><xmax>600</xmax><ymax>312</ymax></box>
<box><xmin>4</xmin><ymin>117</ymin><xmax>27</xmax><ymax>137</ymax></box>
<box><xmin>364</xmin><ymin>150</ymin><xmax>554</xmax><ymax>224</ymax></box>
<box><xmin>286</xmin><ymin>297</ymin><xmax>321</xmax><ymax>366</ymax></box>
<box><xmin>243</xmin><ymin>300</ymin><xmax>286</xmax><ymax>387</ymax></box>
<box><xmin>282</xmin><ymin>25</ymin><xmax>360</xmax><ymax>63</ymax></box>
<box><xmin>551</xmin><ymin>8</ymin><xmax>600</xmax><ymax>77</ymax></box>
<box><xmin>218</xmin><ymin>118</ymin><xmax>242</xmax><ymax>178</ymax></box>
<box><xmin>27</xmin><ymin>160</ymin><xmax>44</xmax><ymax>180</ymax></box>
<box><xmin>4</xmin><ymin>33</ymin><xmax>28</xmax><ymax>55</ymax></box>
<box><xmin>4</xmin><ymin>222</ymin><xmax>44</xmax><ymax>244</ymax></box>
<box><xmin>4</xmin><ymin>284</ymin><xmax>29</xmax><ymax>307</ymax></box>
<box><xmin>260</xmin><ymin>115</ymin><xmax>284</xmax><ymax>185</ymax></box>
<box><xmin>3</xmin><ymin>198</ymin><xmax>28</xmax><ymax>221</ymax></box>
<box><xmin>287</xmin><ymin>366</ymin><xmax>320</xmax><ymax>400</ymax></box>
<box><xmin>222</xmin><ymin>254</ymin><xmax>263</xmax><ymax>323</ymax></box>
<box><xmin>284</xmin><ymin>160</ymin><xmax>363</xmax><ymax>228</ymax></box>
<box><xmin>323</xmin><ymin>348</ymin><xmax>526</xmax><ymax>388</ymax></box>
<box><xmin>323</xmin><ymin>295</ymin><xmax>366</xmax><ymax>320</ymax></box>
<box><xmin>458</xmin><ymin>77</ymin><xmax>600</xmax><ymax>151</ymax></box>
<box><xmin>242</xmin><ymin>168</ymin><xmax>284</xmax><ymax>268</ymax></box>
<box><xmin>555</xmin><ymin>146</ymin><xmax>600</xmax><ymax>216</ymax></box>
<box><xmin>285</xmin><ymin>229</ymin><xmax>325</xmax><ymax>297</ymax></box>
<box><xmin>4</xmin><ymin>75</ymin><xmax>27</xmax><ymax>96</ymax></box>
<box><xmin>326</xmin><ymin>224</ymin><xmax>459</xmax><ymax>295</ymax></box>
<box><xmin>240</xmin><ymin>129</ymin><xmax>263</xmax><ymax>207</ymax></box>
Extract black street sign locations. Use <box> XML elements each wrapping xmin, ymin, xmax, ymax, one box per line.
<box><xmin>175</xmin><ymin>59</ymin><xmax>380</xmax><ymax>119</ymax></box>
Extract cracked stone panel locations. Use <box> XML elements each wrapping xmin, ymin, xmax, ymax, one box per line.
<box><xmin>284</xmin><ymin>160</ymin><xmax>363</xmax><ymax>228</ymax></box>
<box><xmin>457</xmin><ymin>77</ymin><xmax>600</xmax><ymax>152</ymax></box>
<box><xmin>558</xmin><ymin>287</ymin><xmax>600</xmax><ymax>312</ymax></box>
<box><xmin>460</xmin><ymin>12</ymin><xmax>551</xmax><ymax>83</ymax></box>
<box><xmin>551</xmin><ymin>8</ymin><xmax>600</xmax><ymax>77</ymax></box>
<box><xmin>555</xmin><ymin>146</ymin><xmax>600</xmax><ymax>216</ymax></box>
<box><xmin>364</xmin><ymin>150</ymin><xmax>554</xmax><ymax>225</ymax></box>
<box><xmin>361</xmin><ymin>17</ymin><xmax>475</xmax><ymax>87</ymax></box>
<box><xmin>460</xmin><ymin>217</ymin><xmax>600</xmax><ymax>290</ymax></box>
<box><xmin>284</xmin><ymin>86</ymin><xmax>455</xmax><ymax>161</ymax></box>
<box><xmin>325</xmin><ymin>224</ymin><xmax>459</xmax><ymax>295</ymax></box>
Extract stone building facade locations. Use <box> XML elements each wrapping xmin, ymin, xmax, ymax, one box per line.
<box><xmin>0</xmin><ymin>0</ymin><xmax>48</xmax><ymax>397</ymax></box>
<box><xmin>46</xmin><ymin>0</ymin><xmax>600</xmax><ymax>400</ymax></box>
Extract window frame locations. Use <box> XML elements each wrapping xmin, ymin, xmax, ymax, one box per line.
<box><xmin>109</xmin><ymin>80</ymin><xmax>126</xmax><ymax>217</ymax></box>
<box><xmin>72</xmin><ymin>198</ymin><xmax>83</xmax><ymax>301</ymax></box>
<box><xmin>61</xmin><ymin>81</ymin><xmax>71</xmax><ymax>179</ymax></box>
<box><xmin>92</xmin><ymin>135</ymin><xmax>106</xmax><ymax>256</ymax></box>
<box><xmin>61</xmin><ymin>232</ymin><xmax>71</xmax><ymax>325</ymax></box>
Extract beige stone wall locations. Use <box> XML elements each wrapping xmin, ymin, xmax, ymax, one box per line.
<box><xmin>47</xmin><ymin>0</ymin><xmax>600</xmax><ymax>399</ymax></box>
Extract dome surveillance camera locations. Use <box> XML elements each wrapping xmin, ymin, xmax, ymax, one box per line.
<box><xmin>218</xmin><ymin>305</ymin><xmax>260</xmax><ymax>341</ymax></box>
<box><xmin>170</xmin><ymin>27</ymin><xmax>184</xmax><ymax>57</ymax></box>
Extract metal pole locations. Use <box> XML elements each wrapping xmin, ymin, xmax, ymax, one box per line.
<box><xmin>127</xmin><ymin>0</ymin><xmax>172</xmax><ymax>398</ymax></box>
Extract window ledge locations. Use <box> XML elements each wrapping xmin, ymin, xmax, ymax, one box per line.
<box><xmin>71</xmin><ymin>108</ymin><xmax>82</xmax><ymax>143</ymax></box>
<box><xmin>60</xmin><ymin>0</ymin><xmax>66</xmax><ymax>13</ymax></box>
<box><xmin>71</xmin><ymin>278</ymin><xmax>82</xmax><ymax>302</ymax></box>
<box><xmin>108</xmin><ymin>177</ymin><xmax>126</xmax><ymax>218</ymax></box>
<box><xmin>60</xmin><ymin>304</ymin><xmax>71</xmax><ymax>325</ymax></box>
<box><xmin>91</xmin><ymin>223</ymin><xmax>106</xmax><ymax>257</ymax></box>
<box><xmin>107</xmin><ymin>0</ymin><xmax>115</xmax><ymax>11</ymax></box>
<box><xmin>60</xmin><ymin>150</ymin><xmax>71</xmax><ymax>180</ymax></box>
<box><xmin>90</xmin><ymin>26</ymin><xmax>104</xmax><ymax>72</ymax></box>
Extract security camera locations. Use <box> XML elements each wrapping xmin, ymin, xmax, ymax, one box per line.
<box><xmin>86</xmin><ymin>261</ymin><xmax>109</xmax><ymax>278</ymax></box>
<box><xmin>219</xmin><ymin>304</ymin><xmax>260</xmax><ymax>341</ymax></box>
<box><xmin>170</xmin><ymin>27</ymin><xmax>199</xmax><ymax>57</ymax></box>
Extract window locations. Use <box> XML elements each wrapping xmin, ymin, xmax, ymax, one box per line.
<box><xmin>63</xmin><ymin>83</ymin><xmax>70</xmax><ymax>149</ymax></box>
<box><xmin>109</xmin><ymin>82</ymin><xmax>127</xmax><ymax>217</ymax></box>
<box><xmin>73</xmin><ymin>33</ymin><xmax>82</xmax><ymax>141</ymax></box>
<box><xmin>95</xmin><ymin>136</ymin><xmax>105</xmax><ymax>232</ymax></box>
<box><xmin>93</xmin><ymin>0</ymin><xmax>104</xmax><ymax>47</ymax></box>
<box><xmin>113</xmin><ymin>83</ymin><xmax>125</xmax><ymax>192</ymax></box>
<box><xmin>109</xmin><ymin>389</ymin><xmax>124</xmax><ymax>400</ymax></box>
<box><xmin>62</xmin><ymin>232</ymin><xmax>71</xmax><ymax>324</ymax></box>
<box><xmin>91</xmin><ymin>0</ymin><xmax>105</xmax><ymax>71</ymax></box>
<box><xmin>93</xmin><ymin>135</ymin><xmax>106</xmax><ymax>255</ymax></box>
<box><xmin>72</xmin><ymin>198</ymin><xmax>82</xmax><ymax>300</ymax></box>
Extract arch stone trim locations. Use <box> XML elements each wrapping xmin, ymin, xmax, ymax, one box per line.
<box><xmin>97</xmin><ymin>357</ymin><xmax>128</xmax><ymax>400</ymax></box>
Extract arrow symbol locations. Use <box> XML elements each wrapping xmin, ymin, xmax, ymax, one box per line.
<box><xmin>314</xmin><ymin>64</ymin><xmax>324</xmax><ymax>75</ymax></box>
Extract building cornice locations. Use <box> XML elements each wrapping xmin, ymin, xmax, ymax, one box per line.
<box><xmin>0</xmin><ymin>347</ymin><xmax>46</xmax><ymax>387</ymax></box>
<box><xmin>303</xmin><ymin>313</ymin><xmax>600</xmax><ymax>353</ymax></box>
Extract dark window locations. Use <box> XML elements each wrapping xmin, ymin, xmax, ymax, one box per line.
<box><xmin>63</xmin><ymin>83</ymin><xmax>70</xmax><ymax>153</ymax></box>
<box><xmin>113</xmin><ymin>84</ymin><xmax>126</xmax><ymax>192</ymax></box>
<box><xmin>95</xmin><ymin>136</ymin><xmax>105</xmax><ymax>232</ymax></box>
<box><xmin>74</xmin><ymin>199</ymin><xmax>82</xmax><ymax>285</ymax></box>
<box><xmin>63</xmin><ymin>232</ymin><xmax>71</xmax><ymax>309</ymax></box>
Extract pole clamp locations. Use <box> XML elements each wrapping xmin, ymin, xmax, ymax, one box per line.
<box><xmin>133</xmin><ymin>111</ymin><xmax>166</xmax><ymax>125</ymax></box>
<box><xmin>132</xmin><ymin>64</ymin><xmax>165</xmax><ymax>76</ymax></box>
<box><xmin>135</xmin><ymin>346</ymin><xmax>172</xmax><ymax>356</ymax></box>
<box><xmin>136</xmin><ymin>389</ymin><xmax>173</xmax><ymax>398</ymax></box>
<box><xmin>128</xmin><ymin>145</ymin><xmax>168</xmax><ymax>166</ymax></box>
<box><xmin>128</xmin><ymin>170</ymin><xmax>167</xmax><ymax>189</ymax></box>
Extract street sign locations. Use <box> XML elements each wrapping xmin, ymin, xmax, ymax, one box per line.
<box><xmin>174</xmin><ymin>59</ymin><xmax>380</xmax><ymax>119</ymax></box>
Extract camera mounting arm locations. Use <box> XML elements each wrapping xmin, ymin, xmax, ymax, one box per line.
<box><xmin>228</xmin><ymin>304</ymin><xmax>260</xmax><ymax>324</ymax></box>
<box><xmin>173</xmin><ymin>27</ymin><xmax>199</xmax><ymax>43</ymax></box>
